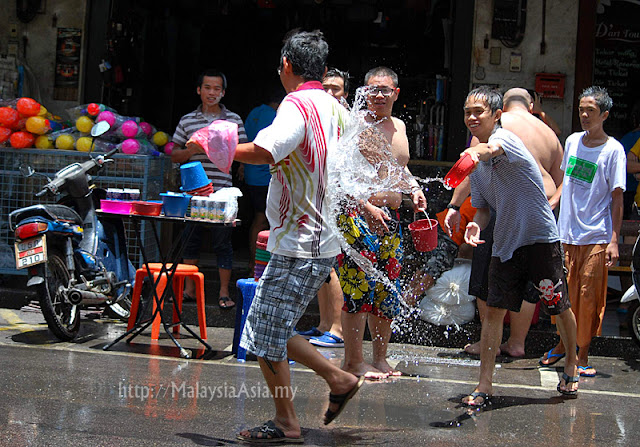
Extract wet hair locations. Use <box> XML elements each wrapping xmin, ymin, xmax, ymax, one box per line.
<box><xmin>324</xmin><ymin>67</ymin><xmax>350</xmax><ymax>95</ymax></box>
<box><xmin>197</xmin><ymin>69</ymin><xmax>227</xmax><ymax>90</ymax></box>
<box><xmin>280</xmin><ymin>29</ymin><xmax>329</xmax><ymax>82</ymax></box>
<box><xmin>364</xmin><ymin>66</ymin><xmax>399</xmax><ymax>88</ymax></box>
<box><xmin>579</xmin><ymin>86</ymin><xmax>613</xmax><ymax>114</ymax></box>
<box><xmin>465</xmin><ymin>86</ymin><xmax>503</xmax><ymax>114</ymax></box>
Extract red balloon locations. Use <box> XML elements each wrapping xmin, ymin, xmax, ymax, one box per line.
<box><xmin>0</xmin><ymin>126</ymin><xmax>11</xmax><ymax>143</ymax></box>
<box><xmin>0</xmin><ymin>107</ymin><xmax>19</xmax><ymax>128</ymax></box>
<box><xmin>10</xmin><ymin>131</ymin><xmax>36</xmax><ymax>149</ymax></box>
<box><xmin>16</xmin><ymin>98</ymin><xmax>41</xmax><ymax>117</ymax></box>
<box><xmin>87</xmin><ymin>103</ymin><xmax>101</xmax><ymax>116</ymax></box>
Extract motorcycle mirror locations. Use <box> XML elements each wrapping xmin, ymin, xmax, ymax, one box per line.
<box><xmin>90</xmin><ymin>121</ymin><xmax>111</xmax><ymax>137</ymax></box>
<box><xmin>19</xmin><ymin>165</ymin><xmax>35</xmax><ymax>178</ymax></box>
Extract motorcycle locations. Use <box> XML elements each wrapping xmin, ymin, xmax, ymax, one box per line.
<box><xmin>621</xmin><ymin>235</ymin><xmax>640</xmax><ymax>348</ymax></box>
<box><xmin>9</xmin><ymin>121</ymin><xmax>135</xmax><ymax>341</ymax></box>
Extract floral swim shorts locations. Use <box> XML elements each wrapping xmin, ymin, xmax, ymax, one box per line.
<box><xmin>337</xmin><ymin>207</ymin><xmax>403</xmax><ymax>321</ymax></box>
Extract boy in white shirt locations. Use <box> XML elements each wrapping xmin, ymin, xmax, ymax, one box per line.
<box><xmin>540</xmin><ymin>86</ymin><xmax>626</xmax><ymax>377</ymax></box>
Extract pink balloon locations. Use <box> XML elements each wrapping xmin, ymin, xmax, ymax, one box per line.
<box><xmin>121</xmin><ymin>120</ymin><xmax>139</xmax><ymax>137</ymax></box>
<box><xmin>139</xmin><ymin>122</ymin><xmax>153</xmax><ymax>136</ymax></box>
<box><xmin>163</xmin><ymin>141</ymin><xmax>175</xmax><ymax>155</ymax></box>
<box><xmin>96</xmin><ymin>111</ymin><xmax>116</xmax><ymax>127</ymax></box>
<box><xmin>121</xmin><ymin>138</ymin><xmax>140</xmax><ymax>154</ymax></box>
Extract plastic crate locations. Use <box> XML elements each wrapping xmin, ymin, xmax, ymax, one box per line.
<box><xmin>0</xmin><ymin>148</ymin><xmax>171</xmax><ymax>275</ymax></box>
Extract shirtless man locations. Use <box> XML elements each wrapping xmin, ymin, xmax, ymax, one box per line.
<box><xmin>446</xmin><ymin>88</ymin><xmax>564</xmax><ymax>358</ymax></box>
<box><xmin>338</xmin><ymin>66</ymin><xmax>426</xmax><ymax>379</ymax></box>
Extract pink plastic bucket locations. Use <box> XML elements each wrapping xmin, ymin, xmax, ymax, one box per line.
<box><xmin>408</xmin><ymin>218</ymin><xmax>438</xmax><ymax>252</ymax></box>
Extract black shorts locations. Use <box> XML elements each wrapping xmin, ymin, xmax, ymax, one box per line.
<box><xmin>487</xmin><ymin>241</ymin><xmax>571</xmax><ymax>316</ymax></box>
<box><xmin>468</xmin><ymin>212</ymin><xmax>495</xmax><ymax>301</ymax></box>
<box><xmin>246</xmin><ymin>184</ymin><xmax>268</xmax><ymax>213</ymax></box>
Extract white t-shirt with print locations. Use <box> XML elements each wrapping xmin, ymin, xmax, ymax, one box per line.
<box><xmin>558</xmin><ymin>131</ymin><xmax>626</xmax><ymax>245</ymax></box>
<box><xmin>253</xmin><ymin>86</ymin><xmax>348</xmax><ymax>259</ymax></box>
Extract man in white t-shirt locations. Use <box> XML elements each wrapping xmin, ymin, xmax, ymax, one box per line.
<box><xmin>229</xmin><ymin>30</ymin><xmax>364</xmax><ymax>443</ymax></box>
<box><xmin>540</xmin><ymin>86</ymin><xmax>626</xmax><ymax>377</ymax></box>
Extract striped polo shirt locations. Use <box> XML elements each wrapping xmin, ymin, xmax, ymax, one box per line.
<box><xmin>172</xmin><ymin>104</ymin><xmax>248</xmax><ymax>189</ymax></box>
<box><xmin>469</xmin><ymin>127</ymin><xmax>558</xmax><ymax>262</ymax></box>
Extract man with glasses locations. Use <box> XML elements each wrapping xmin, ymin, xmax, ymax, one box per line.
<box><xmin>339</xmin><ymin>66</ymin><xmax>426</xmax><ymax>379</ymax></box>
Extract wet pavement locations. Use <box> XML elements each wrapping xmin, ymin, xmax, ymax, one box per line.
<box><xmin>0</xmin><ymin>307</ymin><xmax>639</xmax><ymax>446</ymax></box>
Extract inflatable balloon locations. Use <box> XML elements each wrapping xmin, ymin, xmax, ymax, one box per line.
<box><xmin>139</xmin><ymin>122</ymin><xmax>154</xmax><ymax>136</ymax></box>
<box><xmin>25</xmin><ymin>116</ymin><xmax>51</xmax><ymax>135</ymax></box>
<box><xmin>163</xmin><ymin>141</ymin><xmax>176</xmax><ymax>155</ymax></box>
<box><xmin>56</xmin><ymin>134</ymin><xmax>75</xmax><ymax>150</ymax></box>
<box><xmin>152</xmin><ymin>131</ymin><xmax>169</xmax><ymax>146</ymax></box>
<box><xmin>120</xmin><ymin>120</ymin><xmax>139</xmax><ymax>137</ymax></box>
<box><xmin>0</xmin><ymin>126</ymin><xmax>11</xmax><ymax>143</ymax></box>
<box><xmin>120</xmin><ymin>138</ymin><xmax>140</xmax><ymax>154</ymax></box>
<box><xmin>35</xmin><ymin>135</ymin><xmax>54</xmax><ymax>149</ymax></box>
<box><xmin>76</xmin><ymin>136</ymin><xmax>93</xmax><ymax>152</ymax></box>
<box><xmin>38</xmin><ymin>105</ymin><xmax>48</xmax><ymax>116</ymax></box>
<box><xmin>16</xmin><ymin>98</ymin><xmax>41</xmax><ymax>116</ymax></box>
<box><xmin>0</xmin><ymin>107</ymin><xmax>19</xmax><ymax>128</ymax></box>
<box><xmin>10</xmin><ymin>131</ymin><xmax>36</xmax><ymax>148</ymax></box>
<box><xmin>76</xmin><ymin>116</ymin><xmax>94</xmax><ymax>133</ymax></box>
<box><xmin>96</xmin><ymin>110</ymin><xmax>116</xmax><ymax>127</ymax></box>
<box><xmin>87</xmin><ymin>103</ymin><xmax>105</xmax><ymax>117</ymax></box>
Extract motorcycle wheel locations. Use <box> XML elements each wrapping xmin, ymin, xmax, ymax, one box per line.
<box><xmin>627</xmin><ymin>301</ymin><xmax>640</xmax><ymax>348</ymax></box>
<box><xmin>37</xmin><ymin>250</ymin><xmax>80</xmax><ymax>341</ymax></box>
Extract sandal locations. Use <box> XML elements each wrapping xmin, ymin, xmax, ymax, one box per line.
<box><xmin>324</xmin><ymin>376</ymin><xmax>366</xmax><ymax>425</ymax></box>
<box><xmin>461</xmin><ymin>391</ymin><xmax>491</xmax><ymax>408</ymax></box>
<box><xmin>577</xmin><ymin>365</ymin><xmax>596</xmax><ymax>377</ymax></box>
<box><xmin>236</xmin><ymin>420</ymin><xmax>304</xmax><ymax>444</ymax></box>
<box><xmin>557</xmin><ymin>372</ymin><xmax>579</xmax><ymax>397</ymax></box>
<box><xmin>539</xmin><ymin>348</ymin><xmax>565</xmax><ymax>367</ymax></box>
<box><xmin>218</xmin><ymin>296</ymin><xmax>235</xmax><ymax>309</ymax></box>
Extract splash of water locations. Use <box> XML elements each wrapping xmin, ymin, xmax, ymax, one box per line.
<box><xmin>325</xmin><ymin>86</ymin><xmax>453</xmax><ymax>334</ymax></box>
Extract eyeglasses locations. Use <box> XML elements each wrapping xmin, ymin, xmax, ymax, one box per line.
<box><xmin>366</xmin><ymin>86</ymin><xmax>395</xmax><ymax>97</ymax></box>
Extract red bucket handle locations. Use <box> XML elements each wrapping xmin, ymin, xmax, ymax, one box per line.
<box><xmin>413</xmin><ymin>211</ymin><xmax>435</xmax><ymax>229</ymax></box>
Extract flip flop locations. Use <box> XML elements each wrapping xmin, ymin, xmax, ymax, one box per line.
<box><xmin>218</xmin><ymin>297</ymin><xmax>235</xmax><ymax>309</ymax></box>
<box><xmin>577</xmin><ymin>366</ymin><xmax>596</xmax><ymax>377</ymax></box>
<box><xmin>236</xmin><ymin>420</ymin><xmax>304</xmax><ymax>444</ymax></box>
<box><xmin>461</xmin><ymin>391</ymin><xmax>491</xmax><ymax>408</ymax></box>
<box><xmin>324</xmin><ymin>376</ymin><xmax>366</xmax><ymax>425</ymax></box>
<box><xmin>557</xmin><ymin>372</ymin><xmax>579</xmax><ymax>397</ymax></box>
<box><xmin>539</xmin><ymin>348</ymin><xmax>565</xmax><ymax>367</ymax></box>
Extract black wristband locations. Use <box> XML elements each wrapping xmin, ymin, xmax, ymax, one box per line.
<box><xmin>447</xmin><ymin>203</ymin><xmax>460</xmax><ymax>211</ymax></box>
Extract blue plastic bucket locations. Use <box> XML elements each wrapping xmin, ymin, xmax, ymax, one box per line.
<box><xmin>179</xmin><ymin>161</ymin><xmax>209</xmax><ymax>191</ymax></box>
<box><xmin>161</xmin><ymin>193</ymin><xmax>192</xmax><ymax>217</ymax></box>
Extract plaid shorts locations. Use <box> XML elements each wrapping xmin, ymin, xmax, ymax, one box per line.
<box><xmin>239</xmin><ymin>254</ymin><xmax>334</xmax><ymax>361</ymax></box>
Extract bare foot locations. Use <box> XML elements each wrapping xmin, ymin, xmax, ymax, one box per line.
<box><xmin>342</xmin><ymin>362</ymin><xmax>389</xmax><ymax>380</ymax></box>
<box><xmin>464</xmin><ymin>342</ymin><xmax>501</xmax><ymax>357</ymax></box>
<box><xmin>371</xmin><ymin>359</ymin><xmax>402</xmax><ymax>376</ymax></box>
<box><xmin>499</xmin><ymin>341</ymin><xmax>525</xmax><ymax>358</ymax></box>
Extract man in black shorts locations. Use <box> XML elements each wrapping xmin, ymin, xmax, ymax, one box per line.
<box><xmin>460</xmin><ymin>86</ymin><xmax>578</xmax><ymax>406</ymax></box>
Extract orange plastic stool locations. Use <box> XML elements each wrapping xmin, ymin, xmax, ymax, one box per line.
<box><xmin>128</xmin><ymin>263</ymin><xmax>207</xmax><ymax>340</ymax></box>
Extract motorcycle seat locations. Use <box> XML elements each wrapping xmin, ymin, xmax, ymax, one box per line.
<box><xmin>9</xmin><ymin>204</ymin><xmax>83</xmax><ymax>229</ymax></box>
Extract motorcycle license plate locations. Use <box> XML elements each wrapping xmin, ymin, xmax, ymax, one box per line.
<box><xmin>14</xmin><ymin>235</ymin><xmax>47</xmax><ymax>269</ymax></box>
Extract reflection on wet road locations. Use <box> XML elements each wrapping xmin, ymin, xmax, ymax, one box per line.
<box><xmin>0</xmin><ymin>311</ymin><xmax>638</xmax><ymax>446</ymax></box>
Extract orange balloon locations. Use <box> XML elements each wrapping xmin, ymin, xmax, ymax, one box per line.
<box><xmin>10</xmin><ymin>131</ymin><xmax>36</xmax><ymax>148</ymax></box>
<box><xmin>25</xmin><ymin>116</ymin><xmax>50</xmax><ymax>135</ymax></box>
<box><xmin>16</xmin><ymin>98</ymin><xmax>41</xmax><ymax>116</ymax></box>
<box><xmin>0</xmin><ymin>107</ymin><xmax>19</xmax><ymax>128</ymax></box>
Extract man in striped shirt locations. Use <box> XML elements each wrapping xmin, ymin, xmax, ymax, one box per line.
<box><xmin>170</xmin><ymin>69</ymin><xmax>247</xmax><ymax>308</ymax></box>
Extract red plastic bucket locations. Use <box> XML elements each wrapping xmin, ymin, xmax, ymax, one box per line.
<box><xmin>408</xmin><ymin>218</ymin><xmax>438</xmax><ymax>252</ymax></box>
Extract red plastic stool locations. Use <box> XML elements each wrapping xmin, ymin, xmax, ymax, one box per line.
<box><xmin>128</xmin><ymin>263</ymin><xmax>207</xmax><ymax>340</ymax></box>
